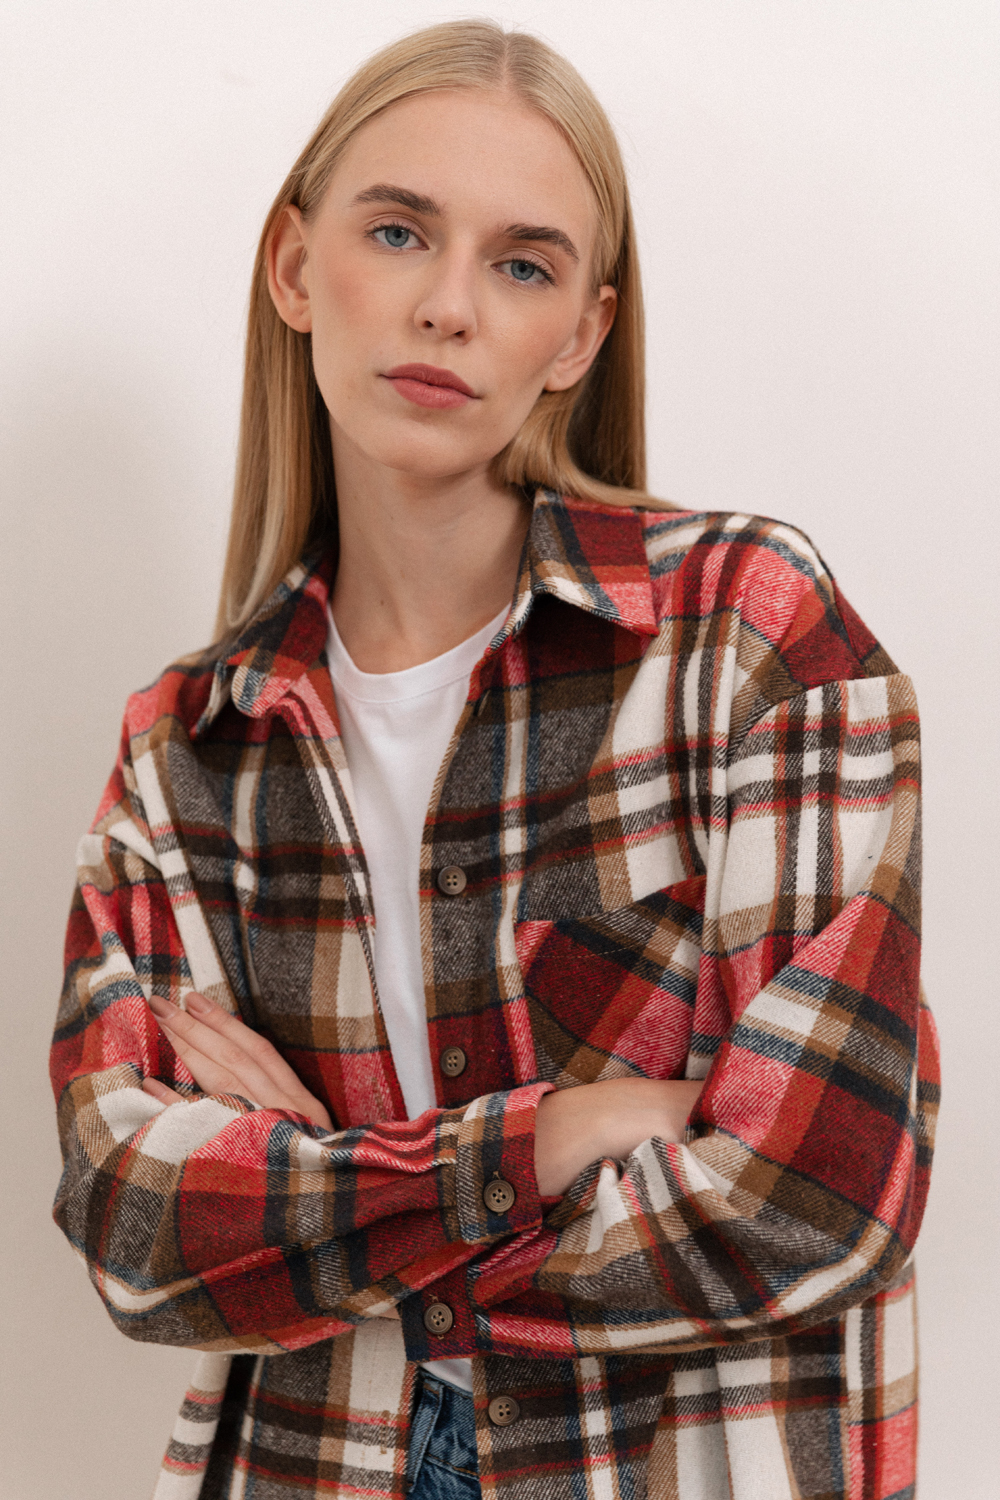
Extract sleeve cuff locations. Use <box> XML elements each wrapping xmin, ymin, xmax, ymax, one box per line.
<box><xmin>450</xmin><ymin>1081</ymin><xmax>555</xmax><ymax>1245</ymax></box>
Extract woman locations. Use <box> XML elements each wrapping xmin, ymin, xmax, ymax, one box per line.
<box><xmin>50</xmin><ymin>21</ymin><xmax>939</xmax><ymax>1500</ymax></box>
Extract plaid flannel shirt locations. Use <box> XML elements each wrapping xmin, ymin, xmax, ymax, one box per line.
<box><xmin>51</xmin><ymin>492</ymin><xmax>939</xmax><ymax>1500</ymax></box>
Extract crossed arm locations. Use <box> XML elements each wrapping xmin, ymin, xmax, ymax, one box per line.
<box><xmin>142</xmin><ymin>991</ymin><xmax>704</xmax><ymax>1198</ymax></box>
<box><xmin>141</xmin><ymin>992</ymin><xmax>702</xmax><ymax>1330</ymax></box>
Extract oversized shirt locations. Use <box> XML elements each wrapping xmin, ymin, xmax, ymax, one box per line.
<box><xmin>51</xmin><ymin>492</ymin><xmax>940</xmax><ymax>1500</ymax></box>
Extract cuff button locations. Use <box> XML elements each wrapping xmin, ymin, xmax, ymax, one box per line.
<box><xmin>483</xmin><ymin>1177</ymin><xmax>516</xmax><ymax>1214</ymax></box>
<box><xmin>423</xmin><ymin>1302</ymin><xmax>454</xmax><ymax>1337</ymax></box>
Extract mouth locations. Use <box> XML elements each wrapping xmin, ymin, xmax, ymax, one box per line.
<box><xmin>382</xmin><ymin>363</ymin><xmax>478</xmax><ymax>410</ymax></box>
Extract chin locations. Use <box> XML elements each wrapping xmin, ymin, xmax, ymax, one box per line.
<box><xmin>387</xmin><ymin>450</ymin><xmax>496</xmax><ymax>484</ymax></box>
<box><xmin>355</xmin><ymin>425</ymin><xmax>507</xmax><ymax>484</ymax></box>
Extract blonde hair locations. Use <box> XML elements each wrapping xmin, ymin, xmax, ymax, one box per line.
<box><xmin>217</xmin><ymin>20</ymin><xmax>656</xmax><ymax>638</ymax></box>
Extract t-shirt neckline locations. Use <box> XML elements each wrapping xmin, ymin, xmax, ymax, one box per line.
<box><xmin>326</xmin><ymin>605</ymin><xmax>509</xmax><ymax>705</ymax></box>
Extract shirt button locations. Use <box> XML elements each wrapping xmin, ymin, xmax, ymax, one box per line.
<box><xmin>437</xmin><ymin>865</ymin><xmax>467</xmax><ymax>896</ymax></box>
<box><xmin>483</xmin><ymin>1177</ymin><xmax>516</xmax><ymax>1214</ymax></box>
<box><xmin>488</xmin><ymin>1394</ymin><xmax>521</xmax><ymax>1427</ymax></box>
<box><xmin>440</xmin><ymin>1046</ymin><xmax>467</xmax><ymax>1078</ymax></box>
<box><xmin>423</xmin><ymin>1302</ymin><xmax>454</xmax><ymax>1337</ymax></box>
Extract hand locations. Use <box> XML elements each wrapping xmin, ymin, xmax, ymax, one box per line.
<box><xmin>144</xmin><ymin>993</ymin><xmax>405</xmax><ymax>1318</ymax></box>
<box><xmin>142</xmin><ymin>991</ymin><xmax>333</xmax><ymax>1132</ymax></box>
<box><xmin>534</xmin><ymin>1076</ymin><xmax>704</xmax><ymax>1197</ymax></box>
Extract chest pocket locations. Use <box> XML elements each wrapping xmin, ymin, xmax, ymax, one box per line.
<box><xmin>514</xmin><ymin>876</ymin><xmax>706</xmax><ymax>1088</ymax></box>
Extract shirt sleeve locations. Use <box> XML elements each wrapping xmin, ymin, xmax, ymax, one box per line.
<box><xmin>50</xmin><ymin>741</ymin><xmax>552</xmax><ymax>1355</ymax></box>
<box><xmin>403</xmin><ymin>644</ymin><xmax>939</xmax><ymax>1361</ymax></box>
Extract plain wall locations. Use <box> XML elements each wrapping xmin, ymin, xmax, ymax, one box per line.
<box><xmin>1</xmin><ymin>2</ymin><xmax>997</xmax><ymax>1495</ymax></box>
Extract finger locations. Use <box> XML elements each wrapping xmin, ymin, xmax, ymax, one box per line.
<box><xmin>157</xmin><ymin>1023</ymin><xmax>270</xmax><ymax>1103</ymax></box>
<box><xmin>142</xmin><ymin>1078</ymin><xmax>186</xmax><ymax>1106</ymax></box>
<box><xmin>182</xmin><ymin>992</ymin><xmax>317</xmax><ymax>1099</ymax></box>
<box><xmin>148</xmin><ymin>1000</ymin><xmax>260</xmax><ymax>1095</ymax></box>
<box><xmin>181</xmin><ymin>993</ymin><xmax>333</xmax><ymax>1125</ymax></box>
<box><xmin>295</xmin><ymin>1097</ymin><xmax>334</xmax><ymax>1132</ymax></box>
<box><xmin>149</xmin><ymin>996</ymin><xmax>334</xmax><ymax>1130</ymax></box>
<box><xmin>158</xmin><ymin>993</ymin><xmax>289</xmax><ymax>1089</ymax></box>
<box><xmin>148</xmin><ymin>996</ymin><xmax>275</xmax><ymax>1097</ymax></box>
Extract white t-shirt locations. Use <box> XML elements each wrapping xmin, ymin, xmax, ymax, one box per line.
<box><xmin>326</xmin><ymin>604</ymin><xmax>508</xmax><ymax>1393</ymax></box>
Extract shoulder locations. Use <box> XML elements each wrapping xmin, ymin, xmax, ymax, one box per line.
<box><xmin>636</xmin><ymin>504</ymin><xmax>831</xmax><ymax>606</ymax></box>
<box><xmin>119</xmin><ymin>648</ymin><xmax>226</xmax><ymax>747</ymax></box>
<box><xmin>560</xmin><ymin>492</ymin><xmax>833</xmax><ymax>599</ymax></box>
<box><xmin>632</xmin><ymin>501</ymin><xmax>897</xmax><ymax>689</ymax></box>
<box><xmin>86</xmin><ymin>649</ymin><xmax>222</xmax><ymax>835</ymax></box>
<box><xmin>116</xmin><ymin>552</ymin><xmax>334</xmax><ymax>747</ymax></box>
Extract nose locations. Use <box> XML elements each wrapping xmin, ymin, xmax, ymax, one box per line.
<box><xmin>411</xmin><ymin>247</ymin><xmax>478</xmax><ymax>343</ymax></box>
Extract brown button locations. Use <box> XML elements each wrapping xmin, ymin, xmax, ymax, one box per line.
<box><xmin>488</xmin><ymin>1394</ymin><xmax>520</xmax><ymax>1427</ymax></box>
<box><xmin>483</xmin><ymin>1177</ymin><xmax>516</xmax><ymax>1215</ymax></box>
<box><xmin>440</xmin><ymin>1046</ymin><xmax>467</xmax><ymax>1078</ymax></box>
<box><xmin>423</xmin><ymin>1302</ymin><xmax>454</xmax><ymax>1337</ymax></box>
<box><xmin>437</xmin><ymin>865</ymin><xmax>467</xmax><ymax>896</ymax></box>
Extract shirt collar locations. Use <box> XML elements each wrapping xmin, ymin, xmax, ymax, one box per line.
<box><xmin>512</xmin><ymin>488</ymin><xmax>658</xmax><ymax>638</ymax></box>
<box><xmin>200</xmin><ymin>489</ymin><xmax>657</xmax><ymax>731</ymax></box>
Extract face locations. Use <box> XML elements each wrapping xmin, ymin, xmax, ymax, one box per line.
<box><xmin>268</xmin><ymin>88</ymin><xmax>617</xmax><ymax>485</ymax></box>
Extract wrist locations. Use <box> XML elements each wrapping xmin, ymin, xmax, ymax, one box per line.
<box><xmin>534</xmin><ymin>1085</ymin><xmax>608</xmax><ymax>1197</ymax></box>
<box><xmin>534</xmin><ymin>1088</ymin><xmax>598</xmax><ymax>1197</ymax></box>
<box><xmin>534</xmin><ymin>1078</ymin><xmax>704</xmax><ymax>1198</ymax></box>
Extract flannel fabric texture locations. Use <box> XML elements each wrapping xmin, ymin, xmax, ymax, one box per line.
<box><xmin>51</xmin><ymin>493</ymin><xmax>939</xmax><ymax>1500</ymax></box>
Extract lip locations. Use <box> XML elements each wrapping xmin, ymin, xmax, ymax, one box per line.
<box><xmin>382</xmin><ymin>363</ymin><xmax>478</xmax><ymax>410</ymax></box>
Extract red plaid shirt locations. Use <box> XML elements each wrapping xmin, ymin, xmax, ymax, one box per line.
<box><xmin>51</xmin><ymin>492</ymin><xmax>939</xmax><ymax>1500</ymax></box>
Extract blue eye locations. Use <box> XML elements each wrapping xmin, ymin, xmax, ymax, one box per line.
<box><xmin>374</xmin><ymin>224</ymin><xmax>414</xmax><ymax>249</ymax></box>
<box><xmin>508</xmin><ymin>259</ymin><xmax>540</xmax><ymax>282</ymax></box>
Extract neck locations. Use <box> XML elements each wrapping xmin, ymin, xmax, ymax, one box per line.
<box><xmin>329</xmin><ymin>430</ymin><xmax>531</xmax><ymax>673</ymax></box>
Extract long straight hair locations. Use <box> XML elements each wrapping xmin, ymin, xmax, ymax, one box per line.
<box><xmin>216</xmin><ymin>21</ymin><xmax>657</xmax><ymax>638</ymax></box>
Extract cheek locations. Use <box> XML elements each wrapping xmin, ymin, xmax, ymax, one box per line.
<box><xmin>310</xmin><ymin>250</ymin><xmax>389</xmax><ymax>365</ymax></box>
<box><xmin>491</xmin><ymin>299</ymin><xmax>577</xmax><ymax>389</ymax></box>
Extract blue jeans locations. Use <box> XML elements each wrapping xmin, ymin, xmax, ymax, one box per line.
<box><xmin>406</xmin><ymin>1370</ymin><xmax>481</xmax><ymax>1500</ymax></box>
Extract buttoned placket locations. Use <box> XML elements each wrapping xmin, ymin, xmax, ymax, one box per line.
<box><xmin>276</xmin><ymin>591</ymin><xmax>538</xmax><ymax>1124</ymax></box>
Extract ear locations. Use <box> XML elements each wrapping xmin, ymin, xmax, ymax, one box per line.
<box><xmin>543</xmin><ymin>285</ymin><xmax>618</xmax><ymax>392</ymax></box>
<box><xmin>267</xmin><ymin>206</ymin><xmax>312</xmax><ymax>333</ymax></box>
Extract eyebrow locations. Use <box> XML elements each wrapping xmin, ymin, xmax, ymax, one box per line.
<box><xmin>503</xmin><ymin>223</ymin><xmax>579</xmax><ymax>263</ymax></box>
<box><xmin>351</xmin><ymin>184</ymin><xmax>441</xmax><ymax>216</ymax></box>
<box><xmin>351</xmin><ymin>184</ymin><xmax>580</xmax><ymax>263</ymax></box>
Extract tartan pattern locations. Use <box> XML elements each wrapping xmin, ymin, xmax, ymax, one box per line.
<box><xmin>50</xmin><ymin>493</ymin><xmax>939</xmax><ymax>1500</ymax></box>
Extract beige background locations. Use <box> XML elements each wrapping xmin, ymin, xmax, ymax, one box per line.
<box><xmin>2</xmin><ymin>2</ymin><xmax>997</xmax><ymax>1495</ymax></box>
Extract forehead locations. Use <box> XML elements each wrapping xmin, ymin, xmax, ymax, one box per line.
<box><xmin>327</xmin><ymin>87</ymin><xmax>598</xmax><ymax>248</ymax></box>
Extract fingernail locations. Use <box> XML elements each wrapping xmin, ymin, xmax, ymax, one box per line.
<box><xmin>148</xmin><ymin>995</ymin><xmax>173</xmax><ymax>1018</ymax></box>
<box><xmin>185</xmin><ymin>992</ymin><xmax>211</xmax><ymax>1016</ymax></box>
